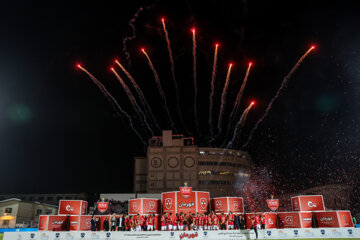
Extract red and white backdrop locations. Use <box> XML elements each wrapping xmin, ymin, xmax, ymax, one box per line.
<box><xmin>313</xmin><ymin>210</ymin><xmax>354</xmax><ymax>228</ymax></box>
<box><xmin>162</xmin><ymin>191</ymin><xmax>210</xmax><ymax>214</ymax></box>
<box><xmin>58</xmin><ymin>200</ymin><xmax>88</xmax><ymax>215</ymax></box>
<box><xmin>291</xmin><ymin>195</ymin><xmax>325</xmax><ymax>211</ymax></box>
<box><xmin>245</xmin><ymin>213</ymin><xmax>277</xmax><ymax>229</ymax></box>
<box><xmin>128</xmin><ymin>198</ymin><xmax>161</xmax><ymax>215</ymax></box>
<box><xmin>211</xmin><ymin>197</ymin><xmax>244</xmax><ymax>214</ymax></box>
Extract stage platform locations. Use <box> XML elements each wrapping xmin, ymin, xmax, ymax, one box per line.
<box><xmin>4</xmin><ymin>228</ymin><xmax>360</xmax><ymax>240</ymax></box>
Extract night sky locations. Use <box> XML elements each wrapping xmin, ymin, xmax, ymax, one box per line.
<box><xmin>1</xmin><ymin>0</ymin><xmax>360</xmax><ymax>202</ymax></box>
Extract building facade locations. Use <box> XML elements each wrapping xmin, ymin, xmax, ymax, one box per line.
<box><xmin>0</xmin><ymin>198</ymin><xmax>58</xmax><ymax>228</ymax></box>
<box><xmin>0</xmin><ymin>193</ymin><xmax>88</xmax><ymax>206</ymax></box>
<box><xmin>134</xmin><ymin>130</ymin><xmax>253</xmax><ymax>197</ymax></box>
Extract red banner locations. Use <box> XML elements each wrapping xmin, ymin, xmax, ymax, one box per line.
<box><xmin>313</xmin><ymin>211</ymin><xmax>339</xmax><ymax>228</ymax></box>
<box><xmin>162</xmin><ymin>192</ymin><xmax>176</xmax><ymax>213</ymax></box>
<box><xmin>197</xmin><ymin>192</ymin><xmax>210</xmax><ymax>213</ymax></box>
<box><xmin>58</xmin><ymin>200</ymin><xmax>87</xmax><ymax>215</ymax></box>
<box><xmin>338</xmin><ymin>211</ymin><xmax>354</xmax><ymax>227</ymax></box>
<box><xmin>277</xmin><ymin>212</ymin><xmax>301</xmax><ymax>228</ymax></box>
<box><xmin>300</xmin><ymin>212</ymin><xmax>313</xmax><ymax>228</ymax></box>
<box><xmin>245</xmin><ymin>213</ymin><xmax>255</xmax><ymax>229</ymax></box>
<box><xmin>38</xmin><ymin>216</ymin><xmax>48</xmax><ymax>231</ymax></box>
<box><xmin>265</xmin><ymin>212</ymin><xmax>277</xmax><ymax>229</ymax></box>
<box><xmin>97</xmin><ymin>202</ymin><xmax>109</xmax><ymax>213</ymax></box>
<box><xmin>179</xmin><ymin>186</ymin><xmax>192</xmax><ymax>199</ymax></box>
<box><xmin>292</xmin><ymin>195</ymin><xmax>325</xmax><ymax>211</ymax></box>
<box><xmin>128</xmin><ymin>199</ymin><xmax>142</xmax><ymax>215</ymax></box>
<box><xmin>211</xmin><ymin>197</ymin><xmax>244</xmax><ymax>214</ymax></box>
<box><xmin>162</xmin><ymin>191</ymin><xmax>210</xmax><ymax>214</ymax></box>
<box><xmin>266</xmin><ymin>199</ymin><xmax>279</xmax><ymax>211</ymax></box>
<box><xmin>176</xmin><ymin>191</ymin><xmax>196</xmax><ymax>213</ymax></box>
<box><xmin>47</xmin><ymin>215</ymin><xmax>69</xmax><ymax>231</ymax></box>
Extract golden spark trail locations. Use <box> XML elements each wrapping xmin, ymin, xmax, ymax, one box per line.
<box><xmin>192</xmin><ymin>27</ymin><xmax>199</xmax><ymax>132</ymax></box>
<box><xmin>227</xmin><ymin>101</ymin><xmax>255</xmax><ymax>148</ymax></box>
<box><xmin>77</xmin><ymin>65</ymin><xmax>146</xmax><ymax>146</ymax></box>
<box><xmin>222</xmin><ymin>62</ymin><xmax>253</xmax><ymax>146</ymax></box>
<box><xmin>111</xmin><ymin>68</ymin><xmax>154</xmax><ymax>136</ymax></box>
<box><xmin>217</xmin><ymin>63</ymin><xmax>233</xmax><ymax>132</ymax></box>
<box><xmin>161</xmin><ymin>18</ymin><xmax>188</xmax><ymax>133</ymax></box>
<box><xmin>141</xmin><ymin>48</ymin><xmax>177</xmax><ymax>131</ymax></box>
<box><xmin>209</xmin><ymin>43</ymin><xmax>219</xmax><ymax>137</ymax></box>
<box><xmin>242</xmin><ymin>46</ymin><xmax>316</xmax><ymax>148</ymax></box>
<box><xmin>115</xmin><ymin>60</ymin><xmax>161</xmax><ymax>133</ymax></box>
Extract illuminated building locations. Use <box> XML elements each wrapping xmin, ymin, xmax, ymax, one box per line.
<box><xmin>134</xmin><ymin>130</ymin><xmax>253</xmax><ymax>197</ymax></box>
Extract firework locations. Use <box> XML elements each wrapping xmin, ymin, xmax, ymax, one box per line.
<box><xmin>242</xmin><ymin>45</ymin><xmax>316</xmax><ymax>148</ymax></box>
<box><xmin>111</xmin><ymin>67</ymin><xmax>154</xmax><ymax>136</ymax></box>
<box><xmin>217</xmin><ymin>62</ymin><xmax>233</xmax><ymax>132</ymax></box>
<box><xmin>191</xmin><ymin>27</ymin><xmax>199</xmax><ymax>132</ymax></box>
<box><xmin>222</xmin><ymin>62</ymin><xmax>253</xmax><ymax>146</ymax></box>
<box><xmin>141</xmin><ymin>48</ymin><xmax>177</xmax><ymax>131</ymax></box>
<box><xmin>161</xmin><ymin>17</ymin><xmax>188</xmax><ymax>134</ymax></box>
<box><xmin>209</xmin><ymin>43</ymin><xmax>220</xmax><ymax>137</ymax></box>
<box><xmin>114</xmin><ymin>59</ymin><xmax>161</xmax><ymax>133</ymax></box>
<box><xmin>226</xmin><ymin>101</ymin><xmax>255</xmax><ymax>149</ymax></box>
<box><xmin>77</xmin><ymin>64</ymin><xmax>146</xmax><ymax>146</ymax></box>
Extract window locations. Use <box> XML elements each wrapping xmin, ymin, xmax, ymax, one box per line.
<box><xmin>36</xmin><ymin>209</ymin><xmax>42</xmax><ymax>216</ymax></box>
<box><xmin>199</xmin><ymin>151</ymin><xmax>205</xmax><ymax>155</ymax></box>
<box><xmin>3</xmin><ymin>220</ymin><xmax>9</xmax><ymax>226</ymax></box>
<box><xmin>47</xmin><ymin>197</ymin><xmax>53</xmax><ymax>201</ymax></box>
<box><xmin>45</xmin><ymin>209</ymin><xmax>53</xmax><ymax>214</ymax></box>
<box><xmin>5</xmin><ymin>208</ymin><xmax>12</xmax><ymax>213</ymax></box>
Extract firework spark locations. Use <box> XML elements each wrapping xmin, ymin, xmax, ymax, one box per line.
<box><xmin>222</xmin><ymin>62</ymin><xmax>253</xmax><ymax>146</ymax></box>
<box><xmin>111</xmin><ymin>67</ymin><xmax>154</xmax><ymax>136</ymax></box>
<box><xmin>242</xmin><ymin>45</ymin><xmax>316</xmax><ymax>148</ymax></box>
<box><xmin>161</xmin><ymin>17</ymin><xmax>188</xmax><ymax>134</ymax></box>
<box><xmin>115</xmin><ymin>59</ymin><xmax>161</xmax><ymax>133</ymax></box>
<box><xmin>209</xmin><ymin>43</ymin><xmax>220</xmax><ymax>138</ymax></box>
<box><xmin>217</xmin><ymin>62</ymin><xmax>233</xmax><ymax>132</ymax></box>
<box><xmin>141</xmin><ymin>48</ymin><xmax>177</xmax><ymax>131</ymax></box>
<box><xmin>77</xmin><ymin>64</ymin><xmax>146</xmax><ymax>146</ymax></box>
<box><xmin>226</xmin><ymin>101</ymin><xmax>255</xmax><ymax>148</ymax></box>
<box><xmin>191</xmin><ymin>27</ymin><xmax>199</xmax><ymax>132</ymax></box>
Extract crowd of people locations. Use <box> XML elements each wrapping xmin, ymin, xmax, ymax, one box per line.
<box><xmin>90</xmin><ymin>211</ymin><xmax>265</xmax><ymax>234</ymax></box>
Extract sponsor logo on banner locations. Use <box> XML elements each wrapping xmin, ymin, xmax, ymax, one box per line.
<box><xmin>348</xmin><ymin>229</ymin><xmax>353</xmax><ymax>235</ymax></box>
<box><xmin>106</xmin><ymin>232</ymin><xmax>111</xmax><ymax>238</ymax></box>
<box><xmin>30</xmin><ymin>233</ymin><xmax>35</xmax><ymax>239</ymax></box>
<box><xmin>331</xmin><ymin>229</ymin><xmax>341</xmax><ymax>237</ymax></box>
<box><xmin>179</xmin><ymin>187</ymin><xmax>192</xmax><ymax>199</ymax></box>
<box><xmin>165</xmin><ymin>198</ymin><xmax>173</xmax><ymax>209</ymax></box>
<box><xmin>266</xmin><ymin>199</ymin><xmax>279</xmax><ymax>211</ymax></box>
<box><xmin>56</xmin><ymin>233</ymin><xmax>60</xmax><ymax>238</ymax></box>
<box><xmin>215</xmin><ymin>200</ymin><xmax>222</xmax><ymax>210</ymax></box>
<box><xmin>97</xmin><ymin>202</ymin><xmax>109</xmax><ymax>213</ymax></box>
<box><xmin>40</xmin><ymin>233</ymin><xmax>49</xmax><ymax>240</ymax></box>
<box><xmin>200</xmin><ymin>198</ymin><xmax>207</xmax><ymax>209</ymax></box>
<box><xmin>233</xmin><ymin>201</ymin><xmax>239</xmax><ymax>210</ymax></box>
<box><xmin>170</xmin><ymin>232</ymin><xmax>175</xmax><ymax>237</ymax></box>
<box><xmin>320</xmin><ymin>229</ymin><xmax>326</xmax><ymax>235</ymax></box>
<box><xmin>307</xmin><ymin>201</ymin><xmax>317</xmax><ymax>208</ymax></box>
<box><xmin>65</xmin><ymin>232</ymin><xmax>74</xmax><ymax>240</ymax></box>
<box><xmin>267</xmin><ymin>231</ymin><xmax>272</xmax><ymax>236</ymax></box>
<box><xmin>91</xmin><ymin>232</ymin><xmax>100</xmax><ymax>240</ymax></box>
<box><xmin>304</xmin><ymin>230</ymin><xmax>314</xmax><ymax>237</ymax></box>
<box><xmin>148</xmin><ymin>201</ymin><xmax>156</xmax><ymax>210</ymax></box>
<box><xmin>81</xmin><ymin>233</ymin><xmax>85</xmax><ymax>238</ymax></box>
<box><xmin>278</xmin><ymin>230</ymin><xmax>288</xmax><ymax>237</ymax></box>
<box><xmin>178</xmin><ymin>202</ymin><xmax>195</xmax><ymax>208</ymax></box>
<box><xmin>285</xmin><ymin>216</ymin><xmax>293</xmax><ymax>224</ymax></box>
<box><xmin>320</xmin><ymin>217</ymin><xmax>333</xmax><ymax>222</ymax></box>
<box><xmin>179</xmin><ymin>232</ymin><xmax>199</xmax><ymax>239</ymax></box>
<box><xmin>303</xmin><ymin>217</ymin><xmax>312</xmax><ymax>222</ymax></box>
<box><xmin>268</xmin><ymin>218</ymin><xmax>274</xmax><ymax>225</ymax></box>
<box><xmin>66</xmin><ymin>205</ymin><xmax>74</xmax><ymax>212</ymax></box>
<box><xmin>293</xmin><ymin>230</ymin><xmax>299</xmax><ymax>236</ymax></box>
<box><xmin>132</xmin><ymin>202</ymin><xmax>138</xmax><ymax>211</ymax></box>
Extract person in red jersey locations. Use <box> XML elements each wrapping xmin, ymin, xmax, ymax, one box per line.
<box><xmin>227</xmin><ymin>211</ymin><xmax>235</xmax><ymax>230</ymax></box>
<box><xmin>146</xmin><ymin>214</ymin><xmax>155</xmax><ymax>231</ymax></box>
<box><xmin>197</xmin><ymin>213</ymin><xmax>204</xmax><ymax>231</ymax></box>
<box><xmin>167</xmin><ymin>213</ymin><xmax>173</xmax><ymax>230</ymax></box>
<box><xmin>173</xmin><ymin>213</ymin><xmax>179</xmax><ymax>231</ymax></box>
<box><xmin>220</xmin><ymin>213</ymin><xmax>227</xmax><ymax>230</ymax></box>
<box><xmin>178</xmin><ymin>212</ymin><xmax>184</xmax><ymax>230</ymax></box>
<box><xmin>129</xmin><ymin>216</ymin><xmax>135</xmax><ymax>231</ymax></box>
<box><xmin>160</xmin><ymin>214</ymin><xmax>167</xmax><ymax>231</ymax></box>
<box><xmin>212</xmin><ymin>213</ymin><xmax>219</xmax><ymax>230</ymax></box>
<box><xmin>135</xmin><ymin>214</ymin><xmax>142</xmax><ymax>231</ymax></box>
<box><xmin>203</xmin><ymin>214</ymin><xmax>209</xmax><ymax>230</ymax></box>
<box><xmin>260</xmin><ymin>213</ymin><xmax>266</xmax><ymax>229</ymax></box>
<box><xmin>191</xmin><ymin>213</ymin><xmax>197</xmax><ymax>230</ymax></box>
<box><xmin>251</xmin><ymin>216</ymin><xmax>258</xmax><ymax>239</ymax></box>
<box><xmin>255</xmin><ymin>213</ymin><xmax>261</xmax><ymax>229</ymax></box>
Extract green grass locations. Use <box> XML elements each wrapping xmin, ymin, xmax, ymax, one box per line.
<box><xmin>0</xmin><ymin>233</ymin><xmax>3</xmax><ymax>240</ymax></box>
